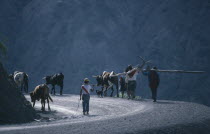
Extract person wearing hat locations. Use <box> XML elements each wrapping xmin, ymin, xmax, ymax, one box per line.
<box><xmin>142</xmin><ymin>66</ymin><xmax>160</xmax><ymax>102</ymax></box>
<box><xmin>80</xmin><ymin>78</ymin><xmax>94</xmax><ymax>115</ymax></box>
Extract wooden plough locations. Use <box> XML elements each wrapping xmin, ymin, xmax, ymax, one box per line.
<box><xmin>111</xmin><ymin>56</ymin><xmax>205</xmax><ymax>77</ymax></box>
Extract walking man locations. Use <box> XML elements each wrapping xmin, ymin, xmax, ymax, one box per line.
<box><xmin>143</xmin><ymin>66</ymin><xmax>160</xmax><ymax>102</ymax></box>
<box><xmin>125</xmin><ymin>65</ymin><xmax>140</xmax><ymax>99</ymax></box>
<box><xmin>80</xmin><ymin>78</ymin><xmax>94</xmax><ymax>115</ymax></box>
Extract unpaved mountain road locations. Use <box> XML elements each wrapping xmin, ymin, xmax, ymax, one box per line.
<box><xmin>1</xmin><ymin>94</ymin><xmax>210</xmax><ymax>134</ymax></box>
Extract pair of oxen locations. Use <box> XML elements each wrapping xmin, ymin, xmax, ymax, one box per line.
<box><xmin>93</xmin><ymin>71</ymin><xmax>119</xmax><ymax>97</ymax></box>
<box><xmin>92</xmin><ymin>57</ymin><xmax>149</xmax><ymax>97</ymax></box>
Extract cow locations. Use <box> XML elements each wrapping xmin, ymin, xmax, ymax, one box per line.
<box><xmin>30</xmin><ymin>84</ymin><xmax>53</xmax><ymax>111</ymax></box>
<box><xmin>10</xmin><ymin>71</ymin><xmax>29</xmax><ymax>93</ymax></box>
<box><xmin>43</xmin><ymin>73</ymin><xmax>64</xmax><ymax>95</ymax></box>
<box><xmin>93</xmin><ymin>71</ymin><xmax>119</xmax><ymax>97</ymax></box>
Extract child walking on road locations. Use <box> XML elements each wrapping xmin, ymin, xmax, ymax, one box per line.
<box><xmin>80</xmin><ymin>78</ymin><xmax>94</xmax><ymax>115</ymax></box>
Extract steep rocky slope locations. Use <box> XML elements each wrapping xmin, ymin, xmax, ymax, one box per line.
<box><xmin>1</xmin><ymin>0</ymin><xmax>210</xmax><ymax>105</ymax></box>
<box><xmin>0</xmin><ymin>63</ymin><xmax>35</xmax><ymax>124</ymax></box>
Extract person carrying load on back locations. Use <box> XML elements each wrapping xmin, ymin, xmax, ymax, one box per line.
<box><xmin>116</xmin><ymin>58</ymin><xmax>149</xmax><ymax>99</ymax></box>
<box><xmin>142</xmin><ymin>66</ymin><xmax>160</xmax><ymax>102</ymax></box>
<box><xmin>125</xmin><ymin>65</ymin><xmax>140</xmax><ymax>99</ymax></box>
<box><xmin>80</xmin><ymin>78</ymin><xmax>94</xmax><ymax>115</ymax></box>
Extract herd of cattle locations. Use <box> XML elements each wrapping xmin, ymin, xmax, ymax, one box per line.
<box><xmin>7</xmin><ymin>55</ymin><xmax>204</xmax><ymax>111</ymax></box>
<box><xmin>8</xmin><ymin>72</ymin><xmax>64</xmax><ymax>111</ymax></box>
<box><xmin>8</xmin><ymin>70</ymin><xmax>121</xmax><ymax>111</ymax></box>
<box><xmin>8</xmin><ymin>68</ymin><xmax>136</xmax><ymax>111</ymax></box>
<box><xmin>8</xmin><ymin>69</ymin><xmax>124</xmax><ymax>111</ymax></box>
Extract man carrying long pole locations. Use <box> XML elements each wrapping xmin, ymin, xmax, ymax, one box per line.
<box><xmin>142</xmin><ymin>66</ymin><xmax>160</xmax><ymax>102</ymax></box>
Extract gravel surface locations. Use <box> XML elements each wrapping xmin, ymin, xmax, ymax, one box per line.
<box><xmin>0</xmin><ymin>94</ymin><xmax>210</xmax><ymax>134</ymax></box>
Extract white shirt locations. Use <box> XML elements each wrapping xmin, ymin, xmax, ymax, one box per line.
<box><xmin>126</xmin><ymin>69</ymin><xmax>139</xmax><ymax>81</ymax></box>
<box><xmin>81</xmin><ymin>84</ymin><xmax>92</xmax><ymax>94</ymax></box>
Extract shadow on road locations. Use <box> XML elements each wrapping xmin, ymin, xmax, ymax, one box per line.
<box><xmin>155</xmin><ymin>101</ymin><xmax>176</xmax><ymax>105</ymax></box>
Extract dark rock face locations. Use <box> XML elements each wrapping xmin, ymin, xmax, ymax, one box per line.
<box><xmin>1</xmin><ymin>0</ymin><xmax>210</xmax><ymax>105</ymax></box>
<box><xmin>0</xmin><ymin>63</ymin><xmax>35</xmax><ymax>124</ymax></box>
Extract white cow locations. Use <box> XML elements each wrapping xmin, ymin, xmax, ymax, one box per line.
<box><xmin>13</xmin><ymin>71</ymin><xmax>29</xmax><ymax>93</ymax></box>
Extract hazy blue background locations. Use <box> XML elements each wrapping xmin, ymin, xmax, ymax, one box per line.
<box><xmin>1</xmin><ymin>0</ymin><xmax>210</xmax><ymax>105</ymax></box>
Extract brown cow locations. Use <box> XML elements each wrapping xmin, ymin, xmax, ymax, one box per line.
<box><xmin>30</xmin><ymin>84</ymin><xmax>53</xmax><ymax>111</ymax></box>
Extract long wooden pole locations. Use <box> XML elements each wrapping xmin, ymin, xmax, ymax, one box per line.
<box><xmin>147</xmin><ymin>69</ymin><xmax>205</xmax><ymax>73</ymax></box>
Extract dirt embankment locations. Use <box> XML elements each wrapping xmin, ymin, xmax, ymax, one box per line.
<box><xmin>0</xmin><ymin>63</ymin><xmax>36</xmax><ymax>124</ymax></box>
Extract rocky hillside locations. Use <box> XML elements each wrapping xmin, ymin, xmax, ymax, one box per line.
<box><xmin>0</xmin><ymin>63</ymin><xmax>35</xmax><ymax>124</ymax></box>
<box><xmin>1</xmin><ymin>0</ymin><xmax>210</xmax><ymax>105</ymax></box>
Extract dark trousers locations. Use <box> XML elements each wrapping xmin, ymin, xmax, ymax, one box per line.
<box><xmin>151</xmin><ymin>88</ymin><xmax>157</xmax><ymax>102</ymax></box>
<box><xmin>127</xmin><ymin>81</ymin><xmax>136</xmax><ymax>99</ymax></box>
<box><xmin>82</xmin><ymin>94</ymin><xmax>90</xmax><ymax>112</ymax></box>
<box><xmin>120</xmin><ymin>85</ymin><xmax>126</xmax><ymax>98</ymax></box>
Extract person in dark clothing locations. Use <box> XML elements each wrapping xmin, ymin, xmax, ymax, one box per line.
<box><xmin>142</xmin><ymin>66</ymin><xmax>160</xmax><ymax>102</ymax></box>
<box><xmin>119</xmin><ymin>76</ymin><xmax>126</xmax><ymax>98</ymax></box>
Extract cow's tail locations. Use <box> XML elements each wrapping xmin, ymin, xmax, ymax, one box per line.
<box><xmin>48</xmin><ymin>95</ymin><xmax>53</xmax><ymax>102</ymax></box>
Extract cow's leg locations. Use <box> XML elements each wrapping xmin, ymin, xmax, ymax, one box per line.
<box><xmin>47</xmin><ymin>98</ymin><xmax>51</xmax><ymax>111</ymax></box>
<box><xmin>60</xmin><ymin>84</ymin><xmax>63</xmax><ymax>95</ymax></box>
<box><xmin>41</xmin><ymin>100</ymin><xmax>43</xmax><ymax>111</ymax></box>
<box><xmin>110</xmin><ymin>86</ymin><xmax>114</xmax><ymax>97</ymax></box>
<box><xmin>23</xmin><ymin>83</ymin><xmax>27</xmax><ymax>93</ymax></box>
<box><xmin>51</xmin><ymin>85</ymin><xmax>55</xmax><ymax>95</ymax></box>
<box><xmin>101</xmin><ymin>87</ymin><xmax>104</xmax><ymax>98</ymax></box>
<box><xmin>104</xmin><ymin>87</ymin><xmax>108</xmax><ymax>97</ymax></box>
<box><xmin>53</xmin><ymin>85</ymin><xmax>56</xmax><ymax>95</ymax></box>
<box><xmin>41</xmin><ymin>99</ymin><xmax>45</xmax><ymax>111</ymax></box>
<box><xmin>33</xmin><ymin>101</ymin><xmax>35</xmax><ymax>107</ymax></box>
<box><xmin>43</xmin><ymin>99</ymin><xmax>46</xmax><ymax>111</ymax></box>
<box><xmin>25</xmin><ymin>80</ymin><xmax>28</xmax><ymax>93</ymax></box>
<box><xmin>41</xmin><ymin>98</ymin><xmax>45</xmax><ymax>111</ymax></box>
<box><xmin>116</xmin><ymin>83</ymin><xmax>119</xmax><ymax>97</ymax></box>
<box><xmin>127</xmin><ymin>82</ymin><xmax>131</xmax><ymax>99</ymax></box>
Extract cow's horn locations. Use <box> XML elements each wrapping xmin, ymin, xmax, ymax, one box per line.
<box><xmin>92</xmin><ymin>75</ymin><xmax>98</xmax><ymax>77</ymax></box>
<box><xmin>42</xmin><ymin>77</ymin><xmax>46</xmax><ymax>79</ymax></box>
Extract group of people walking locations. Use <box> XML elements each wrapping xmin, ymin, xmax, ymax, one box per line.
<box><xmin>119</xmin><ymin>65</ymin><xmax>160</xmax><ymax>102</ymax></box>
<box><xmin>80</xmin><ymin>65</ymin><xmax>160</xmax><ymax>115</ymax></box>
